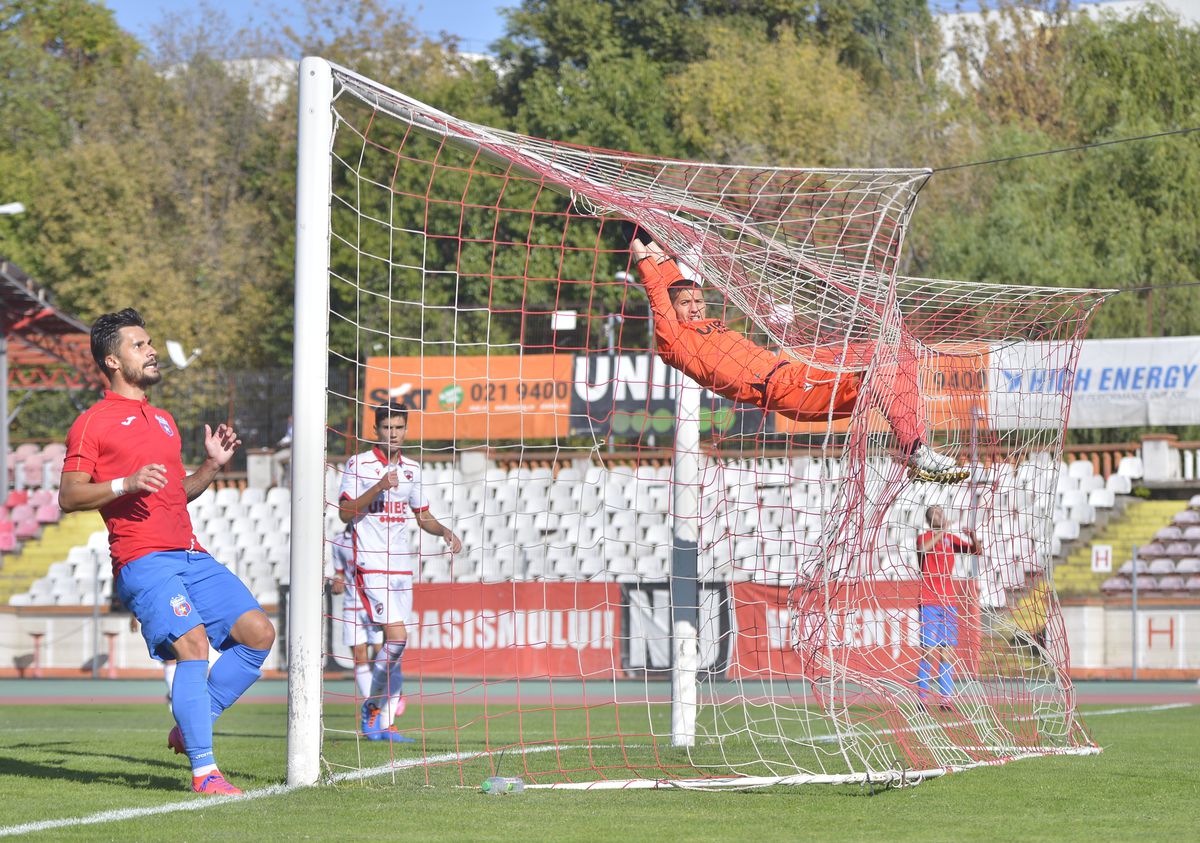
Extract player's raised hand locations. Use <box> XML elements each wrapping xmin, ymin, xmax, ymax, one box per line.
<box><xmin>129</xmin><ymin>463</ymin><xmax>169</xmax><ymax>493</ymax></box>
<box><xmin>378</xmin><ymin>469</ymin><xmax>400</xmax><ymax>491</ymax></box>
<box><xmin>204</xmin><ymin>423</ymin><xmax>242</xmax><ymax>467</ymax></box>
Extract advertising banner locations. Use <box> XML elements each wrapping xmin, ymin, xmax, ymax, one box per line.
<box><xmin>569</xmin><ymin>352</ymin><xmax>768</xmax><ymax>439</ymax></box>
<box><xmin>726</xmin><ymin>581</ymin><xmax>981</xmax><ymax>680</ymax></box>
<box><xmin>362</xmin><ymin>355</ymin><xmax>572</xmax><ymax>440</ymax></box>
<box><xmin>405</xmin><ymin>582</ymin><xmax>623</xmax><ymax>678</ymax></box>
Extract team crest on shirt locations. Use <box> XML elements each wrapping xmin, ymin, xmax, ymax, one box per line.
<box><xmin>170</xmin><ymin>594</ymin><xmax>192</xmax><ymax>616</ymax></box>
<box><xmin>155</xmin><ymin>414</ymin><xmax>175</xmax><ymax>437</ymax></box>
<box><xmin>375</xmin><ymin>602</ymin><xmax>384</xmax><ymax>615</ymax></box>
<box><xmin>403</xmin><ymin>470</ymin><xmax>413</xmax><ymax>481</ymax></box>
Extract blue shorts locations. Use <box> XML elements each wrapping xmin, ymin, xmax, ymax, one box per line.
<box><xmin>920</xmin><ymin>605</ymin><xmax>959</xmax><ymax>648</ymax></box>
<box><xmin>116</xmin><ymin>549</ymin><xmax>262</xmax><ymax>661</ymax></box>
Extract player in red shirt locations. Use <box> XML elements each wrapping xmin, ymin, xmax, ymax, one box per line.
<box><xmin>59</xmin><ymin>308</ymin><xmax>275</xmax><ymax>796</ymax></box>
<box><xmin>916</xmin><ymin>505</ymin><xmax>980</xmax><ymax>705</ymax></box>
<box><xmin>629</xmin><ymin>234</ymin><xmax>966</xmax><ymax>483</ymax></box>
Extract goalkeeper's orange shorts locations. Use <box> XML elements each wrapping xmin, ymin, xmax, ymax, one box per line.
<box><xmin>762</xmin><ymin>345</ymin><xmax>924</xmax><ymax>448</ymax></box>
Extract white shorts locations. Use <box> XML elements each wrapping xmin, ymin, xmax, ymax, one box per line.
<box><xmin>339</xmin><ymin>594</ymin><xmax>384</xmax><ymax>648</ymax></box>
<box><xmin>356</xmin><ymin>571</ymin><xmax>414</xmax><ymax>628</ymax></box>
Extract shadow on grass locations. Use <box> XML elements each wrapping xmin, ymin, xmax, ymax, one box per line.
<box><xmin>0</xmin><ymin>751</ymin><xmax>184</xmax><ymax>791</ymax></box>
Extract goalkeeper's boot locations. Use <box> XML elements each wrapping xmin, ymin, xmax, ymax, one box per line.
<box><xmin>167</xmin><ymin>725</ymin><xmax>186</xmax><ymax>756</ymax></box>
<box><xmin>192</xmin><ymin>771</ymin><xmax>243</xmax><ymax>796</ymax></box>
<box><xmin>908</xmin><ymin>444</ymin><xmax>969</xmax><ymax>484</ymax></box>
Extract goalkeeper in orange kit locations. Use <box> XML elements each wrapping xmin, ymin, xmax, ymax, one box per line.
<box><xmin>628</xmin><ymin>230</ymin><xmax>965</xmax><ymax>483</ymax></box>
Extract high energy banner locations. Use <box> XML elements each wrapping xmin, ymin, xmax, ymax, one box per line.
<box><xmin>989</xmin><ymin>336</ymin><xmax>1200</xmax><ymax>428</ymax></box>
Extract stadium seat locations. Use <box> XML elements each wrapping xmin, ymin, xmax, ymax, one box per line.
<box><xmin>1101</xmin><ymin>576</ymin><xmax>1130</xmax><ymax>593</ymax></box>
<box><xmin>1105</xmin><ymin>474</ymin><xmax>1132</xmax><ymax>494</ymax></box>
<box><xmin>28</xmin><ymin>489</ymin><xmax>54</xmax><ymax>507</ymax></box>
<box><xmin>1173</xmin><ymin>509</ymin><xmax>1200</xmax><ymax>526</ymax></box>
<box><xmin>266</xmin><ymin>486</ymin><xmax>290</xmax><ymax>510</ymax></box>
<box><xmin>0</xmin><ymin>520</ymin><xmax>15</xmax><ymax>552</ymax></box>
<box><xmin>1137</xmin><ymin>541</ymin><xmax>1167</xmax><ymax>558</ymax></box>
<box><xmin>1186</xmin><ymin>575</ymin><xmax>1200</xmax><ymax>592</ymax></box>
<box><xmin>1157</xmin><ymin>574</ymin><xmax>1186</xmax><ymax>591</ymax></box>
<box><xmin>1118</xmin><ymin>559</ymin><xmax>1150</xmax><ymax>575</ymax></box>
<box><xmin>4</xmin><ymin>489</ymin><xmax>28</xmax><ymax>509</ymax></box>
<box><xmin>1148</xmin><ymin>558</ymin><xmax>1177</xmax><ymax>575</ymax></box>
<box><xmin>1052</xmin><ymin>520</ymin><xmax>1079</xmax><ymax>541</ymax></box>
<box><xmin>1166</xmin><ymin>541</ymin><xmax>1194</xmax><ymax>558</ymax></box>
<box><xmin>1117</xmin><ymin>456</ymin><xmax>1144</xmax><ymax>478</ymax></box>
<box><xmin>1176</xmin><ymin>558</ymin><xmax>1200</xmax><ymax>575</ymax></box>
<box><xmin>14</xmin><ymin>518</ymin><xmax>38</xmax><ymax>540</ymax></box>
<box><xmin>1154</xmin><ymin>526</ymin><xmax>1184</xmax><ymax>542</ymax></box>
<box><xmin>1069</xmin><ymin>504</ymin><xmax>1095</xmax><ymax>526</ymax></box>
<box><xmin>34</xmin><ymin>503</ymin><xmax>60</xmax><ymax>524</ymax></box>
<box><xmin>1087</xmin><ymin>489</ymin><xmax>1115</xmax><ymax>509</ymax></box>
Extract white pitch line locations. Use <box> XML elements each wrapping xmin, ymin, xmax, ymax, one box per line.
<box><xmin>0</xmin><ymin>745</ymin><xmax>561</xmax><ymax>838</ymax></box>
<box><xmin>0</xmin><ymin>703</ymin><xmax>1192</xmax><ymax>837</ymax></box>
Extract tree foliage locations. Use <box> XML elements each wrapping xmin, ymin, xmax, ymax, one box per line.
<box><xmin>0</xmin><ymin>0</ymin><xmax>1198</xmax><ymax>447</ymax></box>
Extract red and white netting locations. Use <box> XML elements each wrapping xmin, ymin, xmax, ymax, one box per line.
<box><xmin>313</xmin><ymin>62</ymin><xmax>1106</xmax><ymax>788</ymax></box>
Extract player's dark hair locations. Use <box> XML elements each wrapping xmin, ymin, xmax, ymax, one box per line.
<box><xmin>924</xmin><ymin>506</ymin><xmax>939</xmax><ymax>526</ymax></box>
<box><xmin>667</xmin><ymin>278</ymin><xmax>701</xmax><ymax>303</ymax></box>
<box><xmin>90</xmin><ymin>308</ymin><xmax>146</xmax><ymax>376</ymax></box>
<box><xmin>374</xmin><ymin>401</ymin><xmax>409</xmax><ymax>428</ymax></box>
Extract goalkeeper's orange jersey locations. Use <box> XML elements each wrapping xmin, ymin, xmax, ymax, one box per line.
<box><xmin>637</xmin><ymin>254</ymin><xmax>793</xmax><ymax>405</ymax></box>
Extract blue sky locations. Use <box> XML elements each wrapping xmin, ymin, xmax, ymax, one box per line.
<box><xmin>102</xmin><ymin>1</ymin><xmax>1200</xmax><ymax>56</ymax></box>
<box><xmin>103</xmin><ymin>1</ymin><xmax>515</xmax><ymax>54</ymax></box>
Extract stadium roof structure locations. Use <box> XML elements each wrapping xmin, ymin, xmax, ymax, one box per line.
<box><xmin>0</xmin><ymin>258</ymin><xmax>102</xmax><ymax>391</ymax></box>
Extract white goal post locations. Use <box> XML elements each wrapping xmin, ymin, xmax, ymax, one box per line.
<box><xmin>288</xmin><ymin>56</ymin><xmax>1106</xmax><ymax>789</ymax></box>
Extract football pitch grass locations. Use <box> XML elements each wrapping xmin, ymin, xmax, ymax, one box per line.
<box><xmin>0</xmin><ymin>680</ymin><xmax>1197</xmax><ymax>841</ymax></box>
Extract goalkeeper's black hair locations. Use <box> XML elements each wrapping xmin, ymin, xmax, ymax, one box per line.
<box><xmin>667</xmin><ymin>278</ymin><xmax>701</xmax><ymax>302</ymax></box>
<box><xmin>90</xmin><ymin>308</ymin><xmax>146</xmax><ymax>376</ymax></box>
<box><xmin>374</xmin><ymin>401</ymin><xmax>409</xmax><ymax>428</ymax></box>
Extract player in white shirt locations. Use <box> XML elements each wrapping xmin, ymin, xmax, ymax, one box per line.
<box><xmin>339</xmin><ymin>401</ymin><xmax>461</xmax><ymax>742</ymax></box>
<box><xmin>330</xmin><ymin>523</ymin><xmax>383</xmax><ymax>702</ymax></box>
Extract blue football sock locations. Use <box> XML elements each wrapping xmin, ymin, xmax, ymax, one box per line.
<box><xmin>937</xmin><ymin>661</ymin><xmax>954</xmax><ymax>698</ymax></box>
<box><xmin>917</xmin><ymin>659</ymin><xmax>931</xmax><ymax>697</ymax></box>
<box><xmin>208</xmin><ymin>645</ymin><xmax>269</xmax><ymax>722</ymax></box>
<box><xmin>172</xmin><ymin>659</ymin><xmax>215</xmax><ymax>772</ymax></box>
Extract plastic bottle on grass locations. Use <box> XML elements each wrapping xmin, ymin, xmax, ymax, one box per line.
<box><xmin>482</xmin><ymin>776</ymin><xmax>525</xmax><ymax>795</ymax></box>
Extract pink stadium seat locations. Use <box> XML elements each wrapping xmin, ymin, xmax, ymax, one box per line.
<box><xmin>41</xmin><ymin>443</ymin><xmax>66</xmax><ymax>459</ymax></box>
<box><xmin>1184</xmin><ymin>526</ymin><xmax>1200</xmax><ymax>541</ymax></box>
<box><xmin>1138</xmin><ymin>542</ymin><xmax>1167</xmax><ymax>558</ymax></box>
<box><xmin>1154</xmin><ymin>526</ymin><xmax>1183</xmax><ymax>542</ymax></box>
<box><xmin>34</xmin><ymin>503</ymin><xmax>60</xmax><ymax>524</ymax></box>
<box><xmin>1157</xmin><ymin>575</ymin><xmax>1185</xmax><ymax>592</ymax></box>
<box><xmin>28</xmin><ymin>489</ymin><xmax>54</xmax><ymax>508</ymax></box>
<box><xmin>13</xmin><ymin>443</ymin><xmax>39</xmax><ymax>459</ymax></box>
<box><xmin>4</xmin><ymin>489</ymin><xmax>28</xmax><ymax>508</ymax></box>
<box><xmin>1101</xmin><ymin>576</ymin><xmax>1130</xmax><ymax>593</ymax></box>
<box><xmin>1186</xmin><ymin>576</ymin><xmax>1200</xmax><ymax>592</ymax></box>
<box><xmin>1173</xmin><ymin>509</ymin><xmax>1200</xmax><ymax>526</ymax></box>
<box><xmin>14</xmin><ymin>518</ymin><xmax>39</xmax><ymax>540</ymax></box>
<box><xmin>18</xmin><ymin>456</ymin><xmax>44</xmax><ymax>486</ymax></box>
<box><xmin>8</xmin><ymin>504</ymin><xmax>34</xmax><ymax>523</ymax></box>
<box><xmin>0</xmin><ymin>519</ymin><xmax>15</xmax><ymax>552</ymax></box>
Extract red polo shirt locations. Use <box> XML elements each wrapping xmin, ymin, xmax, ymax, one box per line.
<box><xmin>63</xmin><ymin>390</ymin><xmax>201</xmax><ymax>574</ymax></box>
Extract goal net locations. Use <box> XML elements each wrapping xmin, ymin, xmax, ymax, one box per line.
<box><xmin>288</xmin><ymin>57</ymin><xmax>1107</xmax><ymax>789</ymax></box>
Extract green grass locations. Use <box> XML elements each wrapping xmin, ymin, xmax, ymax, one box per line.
<box><xmin>0</xmin><ymin>698</ymin><xmax>1197</xmax><ymax>841</ymax></box>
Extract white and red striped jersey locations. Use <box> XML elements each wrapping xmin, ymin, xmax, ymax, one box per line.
<box><xmin>338</xmin><ymin>447</ymin><xmax>429</xmax><ymax>574</ymax></box>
